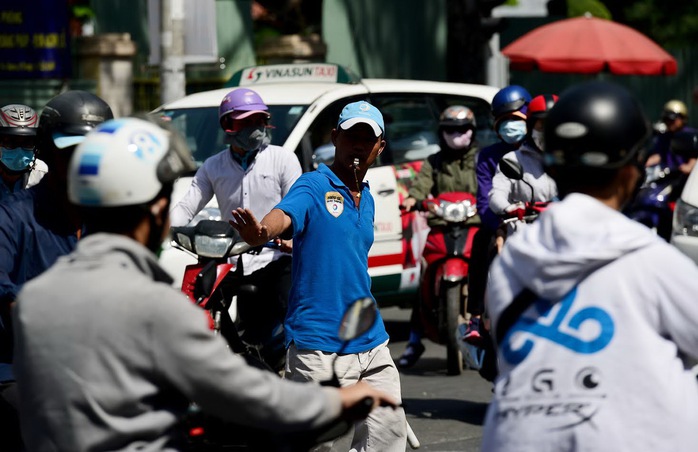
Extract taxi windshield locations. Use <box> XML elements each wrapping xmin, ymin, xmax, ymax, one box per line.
<box><xmin>159</xmin><ymin>104</ymin><xmax>308</xmax><ymax>166</ymax></box>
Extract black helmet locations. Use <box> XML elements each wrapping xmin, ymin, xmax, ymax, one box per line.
<box><xmin>544</xmin><ymin>81</ymin><xmax>650</xmax><ymax>171</ymax></box>
<box><xmin>36</xmin><ymin>91</ymin><xmax>113</xmax><ymax>160</ymax></box>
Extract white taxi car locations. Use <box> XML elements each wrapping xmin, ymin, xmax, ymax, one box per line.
<box><xmin>673</xmin><ymin>173</ymin><xmax>698</xmax><ymax>263</ymax></box>
<box><xmin>157</xmin><ymin>63</ymin><xmax>498</xmax><ymax>307</ymax></box>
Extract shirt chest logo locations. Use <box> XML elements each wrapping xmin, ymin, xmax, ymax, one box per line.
<box><xmin>325</xmin><ymin>191</ymin><xmax>344</xmax><ymax>218</ymax></box>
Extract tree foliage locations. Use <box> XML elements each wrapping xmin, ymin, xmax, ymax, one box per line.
<box><xmin>567</xmin><ymin>0</ymin><xmax>611</xmax><ymax>20</ymax></box>
<box><xmin>597</xmin><ymin>0</ymin><xmax>698</xmax><ymax>48</ymax></box>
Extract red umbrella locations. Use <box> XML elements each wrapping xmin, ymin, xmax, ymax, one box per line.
<box><xmin>501</xmin><ymin>15</ymin><xmax>677</xmax><ymax>76</ymax></box>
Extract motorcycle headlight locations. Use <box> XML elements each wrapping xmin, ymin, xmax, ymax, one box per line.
<box><xmin>194</xmin><ymin>235</ymin><xmax>234</xmax><ymax>258</ymax></box>
<box><xmin>673</xmin><ymin>198</ymin><xmax>698</xmax><ymax>237</ymax></box>
<box><xmin>435</xmin><ymin>200</ymin><xmax>477</xmax><ymax>223</ymax></box>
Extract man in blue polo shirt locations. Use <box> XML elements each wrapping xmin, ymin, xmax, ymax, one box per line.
<box><xmin>231</xmin><ymin>101</ymin><xmax>407</xmax><ymax>451</ymax></box>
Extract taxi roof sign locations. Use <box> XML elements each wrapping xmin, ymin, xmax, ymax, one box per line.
<box><xmin>226</xmin><ymin>63</ymin><xmax>361</xmax><ymax>87</ymax></box>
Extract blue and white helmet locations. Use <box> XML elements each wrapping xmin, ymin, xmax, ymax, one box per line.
<box><xmin>68</xmin><ymin>117</ymin><xmax>195</xmax><ymax>207</ymax></box>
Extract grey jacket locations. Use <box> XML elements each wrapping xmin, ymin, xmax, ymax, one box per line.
<box><xmin>13</xmin><ymin>233</ymin><xmax>340</xmax><ymax>452</ymax></box>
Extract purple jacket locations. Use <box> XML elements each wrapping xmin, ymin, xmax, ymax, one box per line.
<box><xmin>476</xmin><ymin>141</ymin><xmax>519</xmax><ymax>231</ymax></box>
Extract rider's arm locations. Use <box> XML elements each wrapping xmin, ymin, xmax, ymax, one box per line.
<box><xmin>488</xmin><ymin>166</ymin><xmax>514</xmax><ymax>216</ymax></box>
<box><xmin>152</xmin><ymin>287</ymin><xmax>343</xmax><ymax>431</ymax></box>
<box><xmin>476</xmin><ymin>148</ymin><xmax>502</xmax><ymax>231</ymax></box>
<box><xmin>405</xmin><ymin>157</ymin><xmax>436</xmax><ymax>203</ymax></box>
<box><xmin>679</xmin><ymin>157</ymin><xmax>697</xmax><ymax>175</ymax></box>
<box><xmin>152</xmin><ymin>288</ymin><xmax>395</xmax><ymax>430</ymax></box>
<box><xmin>170</xmin><ymin>163</ymin><xmax>214</xmax><ymax>227</ymax></box>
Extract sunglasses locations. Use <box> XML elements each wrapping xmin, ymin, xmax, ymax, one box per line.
<box><xmin>441</xmin><ymin>125</ymin><xmax>473</xmax><ymax>134</ymax></box>
<box><xmin>663</xmin><ymin>112</ymin><xmax>684</xmax><ymax>122</ymax></box>
<box><xmin>0</xmin><ymin>136</ymin><xmax>35</xmax><ymax>150</ymax></box>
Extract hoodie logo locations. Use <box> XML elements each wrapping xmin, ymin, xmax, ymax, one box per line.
<box><xmin>501</xmin><ymin>287</ymin><xmax>614</xmax><ymax>365</ymax></box>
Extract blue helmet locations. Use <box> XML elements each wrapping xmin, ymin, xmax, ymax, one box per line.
<box><xmin>491</xmin><ymin>85</ymin><xmax>532</xmax><ymax>118</ymax></box>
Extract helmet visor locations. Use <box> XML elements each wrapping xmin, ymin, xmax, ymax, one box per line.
<box><xmin>52</xmin><ymin>133</ymin><xmax>87</xmax><ymax>149</ymax></box>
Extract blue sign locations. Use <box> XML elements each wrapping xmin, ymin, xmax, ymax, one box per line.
<box><xmin>0</xmin><ymin>0</ymin><xmax>71</xmax><ymax>79</ymax></box>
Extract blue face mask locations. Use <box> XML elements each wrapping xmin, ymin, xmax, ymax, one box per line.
<box><xmin>498</xmin><ymin>119</ymin><xmax>527</xmax><ymax>144</ymax></box>
<box><xmin>0</xmin><ymin>147</ymin><xmax>35</xmax><ymax>172</ymax></box>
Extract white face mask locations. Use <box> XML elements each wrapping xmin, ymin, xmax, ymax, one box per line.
<box><xmin>531</xmin><ymin>129</ymin><xmax>545</xmax><ymax>151</ymax></box>
<box><xmin>442</xmin><ymin>129</ymin><xmax>473</xmax><ymax>150</ymax></box>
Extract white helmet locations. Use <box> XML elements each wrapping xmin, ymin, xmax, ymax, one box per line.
<box><xmin>68</xmin><ymin>117</ymin><xmax>196</xmax><ymax>207</ymax></box>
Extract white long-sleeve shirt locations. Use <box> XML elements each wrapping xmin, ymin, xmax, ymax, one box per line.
<box><xmin>170</xmin><ymin>144</ymin><xmax>301</xmax><ymax>275</ymax></box>
<box><xmin>488</xmin><ymin>144</ymin><xmax>557</xmax><ymax>215</ymax></box>
<box><xmin>482</xmin><ymin>193</ymin><xmax>698</xmax><ymax>451</ymax></box>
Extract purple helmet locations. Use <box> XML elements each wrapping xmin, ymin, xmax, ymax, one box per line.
<box><xmin>218</xmin><ymin>88</ymin><xmax>269</xmax><ymax>128</ymax></box>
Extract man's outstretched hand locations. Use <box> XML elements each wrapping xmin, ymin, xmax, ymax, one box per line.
<box><xmin>230</xmin><ymin>208</ymin><xmax>270</xmax><ymax>247</ymax></box>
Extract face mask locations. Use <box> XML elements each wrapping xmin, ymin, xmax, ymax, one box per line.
<box><xmin>225</xmin><ymin>126</ymin><xmax>267</xmax><ymax>151</ymax></box>
<box><xmin>531</xmin><ymin>129</ymin><xmax>545</xmax><ymax>151</ymax></box>
<box><xmin>0</xmin><ymin>147</ymin><xmax>34</xmax><ymax>172</ymax></box>
<box><xmin>442</xmin><ymin>129</ymin><xmax>473</xmax><ymax>150</ymax></box>
<box><xmin>498</xmin><ymin>119</ymin><xmax>527</xmax><ymax>144</ymax></box>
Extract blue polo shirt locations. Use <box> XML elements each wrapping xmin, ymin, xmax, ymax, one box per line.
<box><xmin>276</xmin><ymin>164</ymin><xmax>389</xmax><ymax>353</ymax></box>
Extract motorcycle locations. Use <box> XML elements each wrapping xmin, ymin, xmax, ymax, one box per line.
<box><xmin>624</xmin><ymin>129</ymin><xmax>698</xmax><ymax>241</ymax></box>
<box><xmin>171</xmin><ymin>221</ymin><xmax>421</xmax><ymax>450</ymax></box>
<box><xmin>624</xmin><ymin>165</ymin><xmax>684</xmax><ymax>241</ymax></box>
<box><xmin>405</xmin><ymin>192</ymin><xmax>479</xmax><ymax>376</ymax></box>
<box><xmin>172</xmin><ymin>220</ymin><xmax>285</xmax><ymax>372</ymax></box>
<box><xmin>170</xmin><ymin>220</ymin><xmax>383</xmax><ymax>450</ymax></box>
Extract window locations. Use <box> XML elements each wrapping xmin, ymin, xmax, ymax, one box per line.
<box><xmin>160</xmin><ymin>104</ymin><xmax>308</xmax><ymax>166</ymax></box>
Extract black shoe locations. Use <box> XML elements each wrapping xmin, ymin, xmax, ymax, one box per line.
<box><xmin>398</xmin><ymin>342</ymin><xmax>425</xmax><ymax>368</ymax></box>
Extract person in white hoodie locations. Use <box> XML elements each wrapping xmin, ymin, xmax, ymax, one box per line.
<box><xmin>482</xmin><ymin>81</ymin><xmax>698</xmax><ymax>452</ymax></box>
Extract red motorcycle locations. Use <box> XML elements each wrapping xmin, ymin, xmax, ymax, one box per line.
<box><xmin>409</xmin><ymin>192</ymin><xmax>479</xmax><ymax>375</ymax></box>
<box><xmin>170</xmin><ymin>221</ymin><xmax>380</xmax><ymax>451</ymax></box>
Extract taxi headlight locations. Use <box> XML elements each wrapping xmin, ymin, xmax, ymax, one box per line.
<box><xmin>673</xmin><ymin>198</ymin><xmax>698</xmax><ymax>237</ymax></box>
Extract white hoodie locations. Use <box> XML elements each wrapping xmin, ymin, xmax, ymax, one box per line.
<box><xmin>482</xmin><ymin>193</ymin><xmax>698</xmax><ymax>452</ymax></box>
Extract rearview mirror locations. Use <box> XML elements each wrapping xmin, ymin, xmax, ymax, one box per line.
<box><xmin>338</xmin><ymin>297</ymin><xmax>377</xmax><ymax>341</ymax></box>
<box><xmin>499</xmin><ymin>158</ymin><xmax>524</xmax><ymax>181</ymax></box>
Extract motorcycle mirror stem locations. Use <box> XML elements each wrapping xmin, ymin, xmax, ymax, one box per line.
<box><xmin>322</xmin><ymin>297</ymin><xmax>378</xmax><ymax>388</ymax></box>
<box><xmin>338</xmin><ymin>297</ymin><xmax>377</xmax><ymax>341</ymax></box>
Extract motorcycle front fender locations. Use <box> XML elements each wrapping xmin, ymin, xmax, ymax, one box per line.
<box><xmin>182</xmin><ymin>262</ymin><xmax>235</xmax><ymax>307</ymax></box>
<box><xmin>440</xmin><ymin>258</ymin><xmax>469</xmax><ymax>283</ymax></box>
